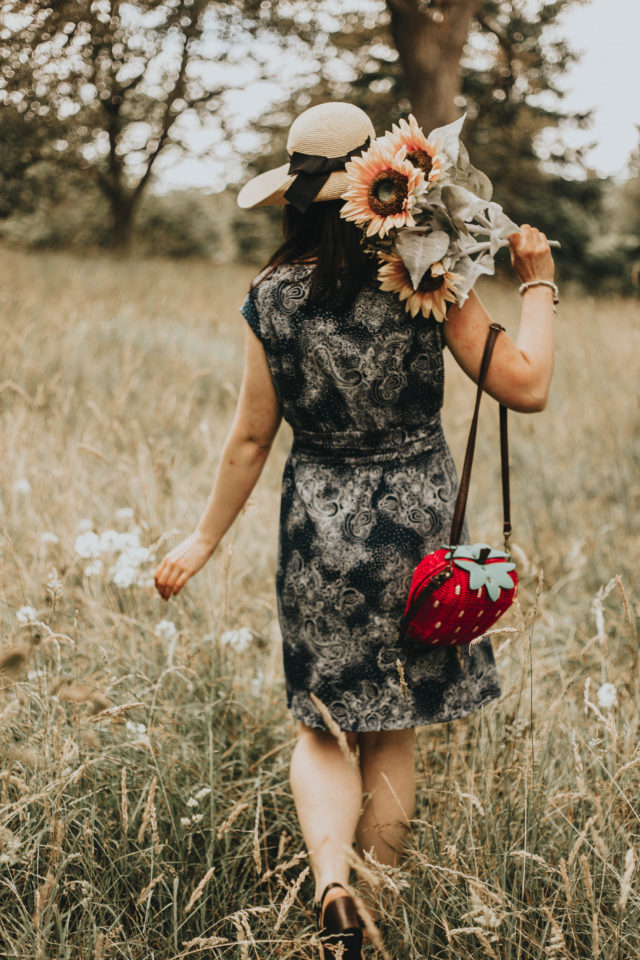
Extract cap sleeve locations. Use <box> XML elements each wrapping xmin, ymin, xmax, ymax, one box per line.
<box><xmin>240</xmin><ymin>289</ymin><xmax>262</xmax><ymax>341</ymax></box>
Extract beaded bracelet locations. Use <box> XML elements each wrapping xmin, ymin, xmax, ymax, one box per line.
<box><xmin>518</xmin><ymin>279</ymin><xmax>559</xmax><ymax>305</ymax></box>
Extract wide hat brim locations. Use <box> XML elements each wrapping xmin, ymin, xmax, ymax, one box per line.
<box><xmin>237</xmin><ymin>163</ymin><xmax>352</xmax><ymax>210</ymax></box>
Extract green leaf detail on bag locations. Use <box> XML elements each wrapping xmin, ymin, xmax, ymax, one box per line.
<box><xmin>444</xmin><ymin>542</ymin><xmax>509</xmax><ymax>562</ymax></box>
<box><xmin>449</xmin><ymin>556</ymin><xmax>516</xmax><ymax>601</ymax></box>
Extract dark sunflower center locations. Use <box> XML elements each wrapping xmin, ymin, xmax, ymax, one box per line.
<box><xmin>418</xmin><ymin>270</ymin><xmax>445</xmax><ymax>293</ymax></box>
<box><xmin>368</xmin><ymin>168</ymin><xmax>409</xmax><ymax>216</ymax></box>
<box><xmin>406</xmin><ymin>149</ymin><xmax>433</xmax><ymax>177</ymax></box>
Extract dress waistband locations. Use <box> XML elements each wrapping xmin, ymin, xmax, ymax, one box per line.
<box><xmin>291</xmin><ymin>412</ymin><xmax>444</xmax><ymax>462</ymax></box>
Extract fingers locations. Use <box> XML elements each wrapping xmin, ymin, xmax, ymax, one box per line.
<box><xmin>154</xmin><ymin>556</ymin><xmax>190</xmax><ymax>600</ymax></box>
<box><xmin>509</xmin><ymin>224</ymin><xmax>551</xmax><ymax>252</ymax></box>
<box><xmin>154</xmin><ymin>563</ymin><xmax>173</xmax><ymax>601</ymax></box>
<box><xmin>153</xmin><ymin>533</ymin><xmax>211</xmax><ymax>602</ymax></box>
<box><xmin>508</xmin><ymin>223</ymin><xmax>555</xmax><ymax>284</ymax></box>
<box><xmin>173</xmin><ymin>571</ymin><xmax>191</xmax><ymax>594</ymax></box>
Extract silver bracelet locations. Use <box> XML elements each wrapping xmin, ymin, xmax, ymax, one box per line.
<box><xmin>518</xmin><ymin>279</ymin><xmax>559</xmax><ymax>304</ymax></box>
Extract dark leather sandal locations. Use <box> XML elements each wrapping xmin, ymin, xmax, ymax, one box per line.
<box><xmin>314</xmin><ymin>882</ymin><xmax>363</xmax><ymax>960</ymax></box>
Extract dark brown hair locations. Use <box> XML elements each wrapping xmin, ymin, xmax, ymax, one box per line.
<box><xmin>254</xmin><ymin>200</ymin><xmax>376</xmax><ymax>311</ymax></box>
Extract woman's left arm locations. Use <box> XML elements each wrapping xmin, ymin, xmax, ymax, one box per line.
<box><xmin>154</xmin><ymin>326</ymin><xmax>282</xmax><ymax>600</ymax></box>
<box><xmin>443</xmin><ymin>225</ymin><xmax>556</xmax><ymax>413</ymax></box>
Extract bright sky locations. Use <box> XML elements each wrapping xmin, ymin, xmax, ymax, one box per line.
<box><xmin>159</xmin><ymin>0</ymin><xmax>640</xmax><ymax>190</ymax></box>
<box><xmin>557</xmin><ymin>0</ymin><xmax>640</xmax><ymax>176</ymax></box>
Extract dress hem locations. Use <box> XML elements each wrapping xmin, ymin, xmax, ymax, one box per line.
<box><xmin>289</xmin><ymin>685</ymin><xmax>502</xmax><ymax>733</ymax></box>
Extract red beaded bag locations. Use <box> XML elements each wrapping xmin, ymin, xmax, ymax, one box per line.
<box><xmin>400</xmin><ymin>322</ymin><xmax>518</xmax><ymax>649</ymax></box>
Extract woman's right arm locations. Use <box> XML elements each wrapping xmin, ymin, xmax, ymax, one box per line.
<box><xmin>154</xmin><ymin>324</ymin><xmax>282</xmax><ymax>600</ymax></box>
<box><xmin>443</xmin><ymin>224</ymin><xmax>556</xmax><ymax>413</ymax></box>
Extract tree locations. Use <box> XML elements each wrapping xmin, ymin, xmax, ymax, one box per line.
<box><xmin>0</xmin><ymin>0</ymin><xmax>228</xmax><ymax>249</ymax></box>
<box><xmin>238</xmin><ymin>0</ymin><xmax>598</xmax><ymax>279</ymax></box>
<box><xmin>387</xmin><ymin>0</ymin><xmax>480</xmax><ymax>131</ymax></box>
<box><xmin>1</xmin><ymin>0</ymin><xmax>601</xmax><ymax>280</ymax></box>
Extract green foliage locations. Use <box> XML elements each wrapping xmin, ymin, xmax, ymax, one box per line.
<box><xmin>0</xmin><ymin>0</ymin><xmax>224</xmax><ymax>248</ymax></box>
<box><xmin>597</xmin><ymin>138</ymin><xmax>640</xmax><ymax>293</ymax></box>
<box><xmin>0</xmin><ymin>182</ymin><xmax>282</xmax><ymax>264</ymax></box>
<box><xmin>135</xmin><ymin>191</ymin><xmax>236</xmax><ymax>260</ymax></box>
<box><xmin>234</xmin><ymin>0</ymin><xmax>610</xmax><ymax>288</ymax></box>
<box><xmin>2</xmin><ymin>0</ymin><xmax>637</xmax><ymax>288</ymax></box>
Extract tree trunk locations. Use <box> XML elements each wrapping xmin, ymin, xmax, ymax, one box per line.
<box><xmin>109</xmin><ymin>193</ymin><xmax>137</xmax><ymax>253</ymax></box>
<box><xmin>387</xmin><ymin>0</ymin><xmax>481</xmax><ymax>132</ymax></box>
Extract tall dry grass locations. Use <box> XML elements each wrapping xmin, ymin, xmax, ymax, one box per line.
<box><xmin>0</xmin><ymin>243</ymin><xmax>638</xmax><ymax>959</ymax></box>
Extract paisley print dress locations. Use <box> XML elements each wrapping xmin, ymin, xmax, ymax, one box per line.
<box><xmin>241</xmin><ymin>262</ymin><xmax>501</xmax><ymax>732</ymax></box>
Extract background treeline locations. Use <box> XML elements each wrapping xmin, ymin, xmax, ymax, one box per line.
<box><xmin>1</xmin><ymin>0</ymin><xmax>639</xmax><ymax>292</ymax></box>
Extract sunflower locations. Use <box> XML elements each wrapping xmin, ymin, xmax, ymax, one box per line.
<box><xmin>341</xmin><ymin>139</ymin><xmax>425</xmax><ymax>238</ymax></box>
<box><xmin>377</xmin><ymin>253</ymin><xmax>460</xmax><ymax>322</ymax></box>
<box><xmin>383</xmin><ymin>114</ymin><xmax>443</xmax><ymax>185</ymax></box>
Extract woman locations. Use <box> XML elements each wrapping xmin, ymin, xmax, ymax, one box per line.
<box><xmin>154</xmin><ymin>102</ymin><xmax>555</xmax><ymax>959</ymax></box>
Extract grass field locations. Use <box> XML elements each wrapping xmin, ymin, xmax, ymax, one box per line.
<box><xmin>0</xmin><ymin>243</ymin><xmax>639</xmax><ymax>959</ymax></box>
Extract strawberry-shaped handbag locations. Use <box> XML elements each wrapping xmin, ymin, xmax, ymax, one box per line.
<box><xmin>400</xmin><ymin>322</ymin><xmax>518</xmax><ymax>649</ymax></box>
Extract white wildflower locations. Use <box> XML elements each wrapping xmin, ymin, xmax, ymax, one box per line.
<box><xmin>194</xmin><ymin>787</ymin><xmax>211</xmax><ymax>801</ymax></box>
<box><xmin>123</xmin><ymin>545</ymin><xmax>150</xmax><ymax>566</ymax></box>
<box><xmin>115</xmin><ymin>507</ymin><xmax>135</xmax><ymax>522</ymax></box>
<box><xmin>125</xmin><ymin>720</ymin><xmax>150</xmax><ymax>746</ymax></box>
<box><xmin>41</xmin><ymin>532</ymin><xmax>59</xmax><ymax>545</ymax></box>
<box><xmin>84</xmin><ymin>559</ymin><xmax>103</xmax><ymax>577</ymax></box>
<box><xmin>111</xmin><ymin>565</ymin><xmax>138</xmax><ymax>589</ymax></box>
<box><xmin>180</xmin><ymin>817</ymin><xmax>191</xmax><ymax>828</ymax></box>
<box><xmin>126</xmin><ymin>721</ymin><xmax>147</xmax><ymax>736</ymax></box>
<box><xmin>117</xmin><ymin>529</ymin><xmax>143</xmax><ymax>550</ymax></box>
<box><xmin>74</xmin><ymin>531</ymin><xmax>101</xmax><ymax>559</ymax></box>
<box><xmin>76</xmin><ymin>517</ymin><xmax>94</xmax><ymax>532</ymax></box>
<box><xmin>97</xmin><ymin>529</ymin><xmax>144</xmax><ymax>554</ymax></box>
<box><xmin>12</xmin><ymin>479</ymin><xmax>31</xmax><ymax>495</ymax></box>
<box><xmin>190</xmin><ymin>813</ymin><xmax>204</xmax><ymax>824</ymax></box>
<box><xmin>16</xmin><ymin>605</ymin><xmax>37</xmax><ymax>624</ymax></box>
<box><xmin>220</xmin><ymin>627</ymin><xmax>253</xmax><ymax>652</ymax></box>
<box><xmin>0</xmin><ymin>826</ymin><xmax>21</xmax><ymax>866</ymax></box>
<box><xmin>98</xmin><ymin>529</ymin><xmax>124</xmax><ymax>553</ymax></box>
<box><xmin>110</xmin><ymin>545</ymin><xmax>148</xmax><ymax>585</ymax></box>
<box><xmin>597</xmin><ymin>682</ymin><xmax>617</xmax><ymax>710</ymax></box>
<box><xmin>187</xmin><ymin>797</ymin><xmax>199</xmax><ymax>808</ymax></box>
<box><xmin>155</xmin><ymin>620</ymin><xmax>178</xmax><ymax>642</ymax></box>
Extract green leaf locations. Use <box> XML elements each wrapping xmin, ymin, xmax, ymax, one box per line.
<box><xmin>465</xmin><ymin>165</ymin><xmax>493</xmax><ymax>202</ymax></box>
<box><xmin>448</xmin><ymin>546</ymin><xmax>476</xmax><ymax>560</ymax></box>
<box><xmin>468</xmin><ymin>564</ymin><xmax>488</xmax><ymax>591</ymax></box>
<box><xmin>484</xmin><ymin>565</ymin><xmax>516</xmax><ymax>601</ymax></box>
<box><xmin>427</xmin><ymin>114</ymin><xmax>466</xmax><ymax>167</ymax></box>
<box><xmin>485</xmin><ymin>580</ymin><xmax>501</xmax><ymax>601</ymax></box>
<box><xmin>487</xmin><ymin>565</ymin><xmax>517</xmax><ymax>587</ymax></box>
<box><xmin>395</xmin><ymin>229</ymin><xmax>450</xmax><ymax>289</ymax></box>
<box><xmin>487</xmin><ymin>547</ymin><xmax>510</xmax><ymax>560</ymax></box>
<box><xmin>441</xmin><ymin>184</ymin><xmax>487</xmax><ymax>226</ymax></box>
<box><xmin>452</xmin><ymin>559</ymin><xmax>477</xmax><ymax>573</ymax></box>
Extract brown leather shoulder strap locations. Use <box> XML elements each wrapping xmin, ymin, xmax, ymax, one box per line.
<box><xmin>449</xmin><ymin>322</ymin><xmax>511</xmax><ymax>548</ymax></box>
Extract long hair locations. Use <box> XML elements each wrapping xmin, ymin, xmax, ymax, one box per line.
<box><xmin>254</xmin><ymin>200</ymin><xmax>376</xmax><ymax>311</ymax></box>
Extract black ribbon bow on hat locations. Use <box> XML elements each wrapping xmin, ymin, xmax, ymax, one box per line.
<box><xmin>284</xmin><ymin>137</ymin><xmax>371</xmax><ymax>213</ymax></box>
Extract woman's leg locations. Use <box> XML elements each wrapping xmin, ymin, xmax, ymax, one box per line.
<box><xmin>356</xmin><ymin>728</ymin><xmax>416</xmax><ymax>865</ymax></box>
<box><xmin>290</xmin><ymin>721</ymin><xmax>363</xmax><ymax>903</ymax></box>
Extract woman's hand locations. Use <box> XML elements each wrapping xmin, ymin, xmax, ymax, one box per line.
<box><xmin>154</xmin><ymin>530</ymin><xmax>216</xmax><ymax>600</ymax></box>
<box><xmin>508</xmin><ymin>223</ymin><xmax>555</xmax><ymax>283</ymax></box>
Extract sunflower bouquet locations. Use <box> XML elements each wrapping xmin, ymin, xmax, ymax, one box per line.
<box><xmin>340</xmin><ymin>113</ymin><xmax>523</xmax><ymax>321</ymax></box>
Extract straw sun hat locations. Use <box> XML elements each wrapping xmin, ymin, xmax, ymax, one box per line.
<box><xmin>237</xmin><ymin>101</ymin><xmax>376</xmax><ymax>213</ymax></box>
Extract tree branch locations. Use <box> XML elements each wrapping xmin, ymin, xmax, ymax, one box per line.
<box><xmin>474</xmin><ymin>11</ymin><xmax>514</xmax><ymax>61</ymax></box>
